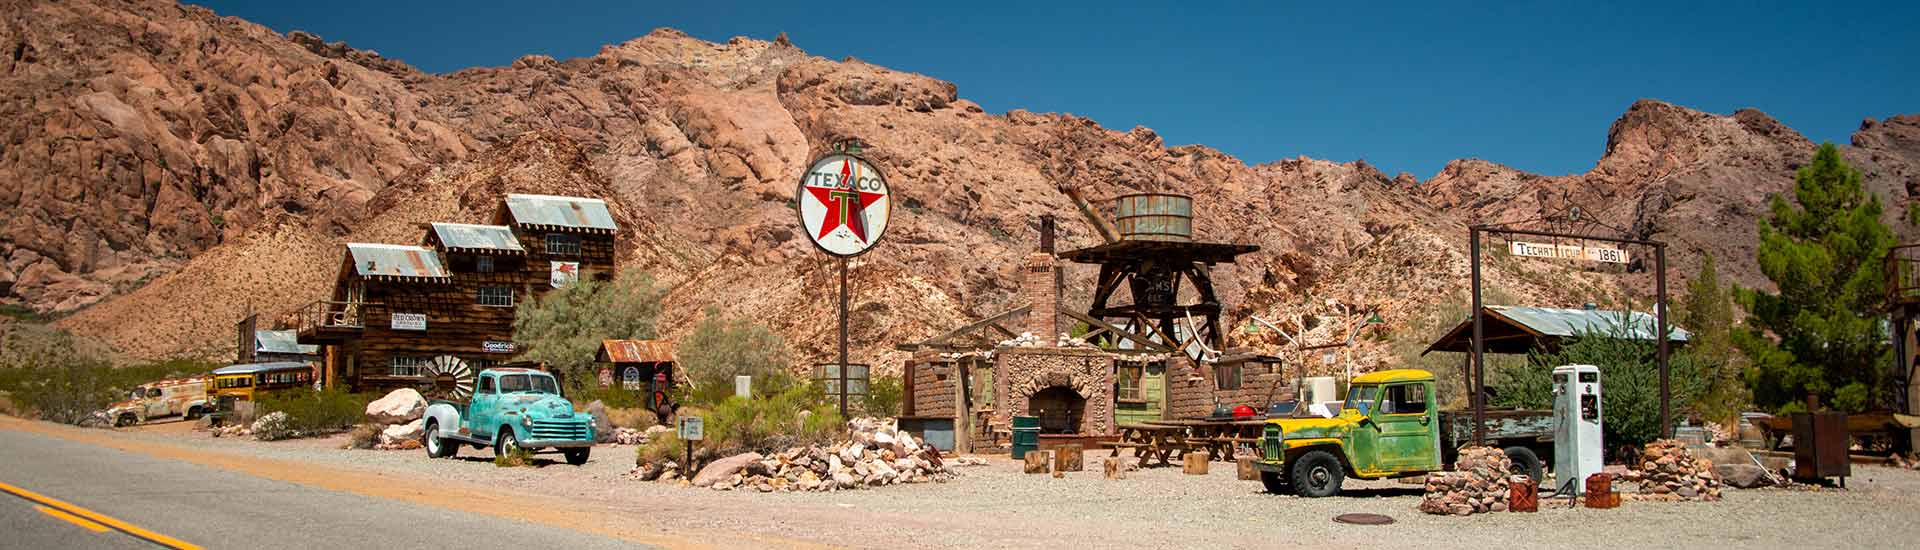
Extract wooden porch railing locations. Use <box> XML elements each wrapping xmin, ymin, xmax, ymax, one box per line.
<box><xmin>293</xmin><ymin>300</ymin><xmax>367</xmax><ymax>334</ymax></box>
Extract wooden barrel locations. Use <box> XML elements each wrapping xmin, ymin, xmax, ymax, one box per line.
<box><xmin>1113</xmin><ymin>193</ymin><xmax>1193</xmax><ymax>242</ymax></box>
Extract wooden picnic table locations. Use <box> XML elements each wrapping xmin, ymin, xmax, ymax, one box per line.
<box><xmin>1106</xmin><ymin>423</ymin><xmax>1195</xmax><ymax>467</ymax></box>
<box><xmin>1106</xmin><ymin>419</ymin><xmax>1270</xmax><ymax>465</ymax></box>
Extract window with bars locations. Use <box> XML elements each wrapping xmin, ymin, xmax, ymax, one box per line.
<box><xmin>390</xmin><ymin>356</ymin><xmax>430</xmax><ymax>378</ymax></box>
<box><xmin>477</xmin><ymin>286</ymin><xmax>513</xmax><ymax>307</ymax></box>
<box><xmin>474</xmin><ymin>255</ymin><xmax>495</xmax><ymax>273</ymax></box>
<box><xmin>544</xmin><ymin>234</ymin><xmax>581</xmax><ymax>256</ymax></box>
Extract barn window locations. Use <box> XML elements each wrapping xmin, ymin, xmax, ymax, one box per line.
<box><xmin>545</xmin><ymin>234</ymin><xmax>581</xmax><ymax>256</ymax></box>
<box><xmin>474</xmin><ymin>255</ymin><xmax>495</xmax><ymax>273</ymax></box>
<box><xmin>1214</xmin><ymin>362</ymin><xmax>1243</xmax><ymax>390</ymax></box>
<box><xmin>389</xmin><ymin>356</ymin><xmax>430</xmax><ymax>378</ymax></box>
<box><xmin>477</xmin><ymin>286</ymin><xmax>513</xmax><ymax>307</ymax></box>
<box><xmin>1116</xmin><ymin>362</ymin><xmax>1144</xmax><ymax>402</ymax></box>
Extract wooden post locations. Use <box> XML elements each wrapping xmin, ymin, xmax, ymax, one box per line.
<box><xmin>1236</xmin><ymin>457</ymin><xmax>1259</xmax><ymax>480</ymax></box>
<box><xmin>1182</xmin><ymin>452</ymin><xmax>1209</xmax><ymax>475</ymax></box>
<box><xmin>1104</xmin><ymin>457</ymin><xmax>1126</xmax><ymax>479</ymax></box>
<box><xmin>1024</xmin><ymin>450</ymin><xmax>1051</xmax><ymax>474</ymax></box>
<box><xmin>1055</xmin><ymin>444</ymin><xmax>1084</xmax><ymax>472</ymax></box>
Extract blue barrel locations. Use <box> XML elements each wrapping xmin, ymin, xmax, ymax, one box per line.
<box><xmin>1112</xmin><ymin>193</ymin><xmax>1193</xmax><ymax>242</ymax></box>
<box><xmin>1010</xmin><ymin>415</ymin><xmax>1041</xmax><ymax>459</ymax></box>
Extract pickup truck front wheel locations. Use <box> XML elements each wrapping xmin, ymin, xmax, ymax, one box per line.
<box><xmin>494</xmin><ymin>429</ymin><xmax>520</xmax><ymax>459</ymax></box>
<box><xmin>1291</xmin><ymin>450</ymin><xmax>1345</xmax><ymax>498</ymax></box>
<box><xmin>424</xmin><ymin>420</ymin><xmax>456</xmax><ymax>459</ymax></box>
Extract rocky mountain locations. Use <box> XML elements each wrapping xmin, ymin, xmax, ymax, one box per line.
<box><xmin>7</xmin><ymin>0</ymin><xmax>1918</xmax><ymax>375</ymax></box>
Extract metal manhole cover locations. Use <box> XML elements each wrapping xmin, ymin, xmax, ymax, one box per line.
<box><xmin>1333</xmin><ymin>513</ymin><xmax>1395</xmax><ymax>525</ymax></box>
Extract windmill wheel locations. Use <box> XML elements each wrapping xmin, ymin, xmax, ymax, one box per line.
<box><xmin>426</xmin><ymin>355</ymin><xmax>474</xmax><ymax>400</ymax></box>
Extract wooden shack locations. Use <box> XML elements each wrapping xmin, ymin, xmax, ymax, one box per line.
<box><xmin>596</xmin><ymin>339</ymin><xmax>678</xmax><ymax>413</ymax></box>
<box><xmin>296</xmin><ymin>194</ymin><xmax>619</xmax><ymax>395</ymax></box>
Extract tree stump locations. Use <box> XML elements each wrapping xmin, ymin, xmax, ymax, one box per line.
<box><xmin>1236</xmin><ymin>457</ymin><xmax>1259</xmax><ymax>480</ymax></box>
<box><xmin>1024</xmin><ymin>450</ymin><xmax>1052</xmax><ymax>474</ymax></box>
<box><xmin>1104</xmin><ymin>457</ymin><xmax>1126</xmax><ymax>479</ymax></box>
<box><xmin>1054</xmin><ymin>444</ymin><xmax>1084</xmax><ymax>472</ymax></box>
<box><xmin>1183</xmin><ymin>452</ymin><xmax>1209</xmax><ymax>475</ymax></box>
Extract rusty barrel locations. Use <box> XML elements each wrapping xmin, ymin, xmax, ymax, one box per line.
<box><xmin>1509</xmin><ymin>475</ymin><xmax>1538</xmax><ymax>512</ymax></box>
<box><xmin>1112</xmin><ymin>193</ymin><xmax>1193</xmax><ymax>242</ymax></box>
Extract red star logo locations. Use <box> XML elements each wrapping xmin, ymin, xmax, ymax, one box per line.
<box><xmin>806</xmin><ymin>159</ymin><xmax>885</xmax><ymax>243</ymax></box>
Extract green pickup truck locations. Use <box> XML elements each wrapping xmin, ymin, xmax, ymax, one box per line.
<box><xmin>420</xmin><ymin>368</ymin><xmax>595</xmax><ymax>465</ymax></box>
<box><xmin>1254</xmin><ymin>369</ymin><xmax>1553</xmax><ymax>497</ymax></box>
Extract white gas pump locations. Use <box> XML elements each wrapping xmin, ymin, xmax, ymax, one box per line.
<box><xmin>1551</xmin><ymin>364</ymin><xmax>1603</xmax><ymax>495</ymax></box>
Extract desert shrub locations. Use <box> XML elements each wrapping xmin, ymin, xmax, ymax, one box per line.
<box><xmin>701</xmin><ymin>383</ymin><xmax>843</xmax><ymax>456</ymax></box>
<box><xmin>494</xmin><ymin>445</ymin><xmax>534</xmax><ymax>467</ymax></box>
<box><xmin>255</xmin><ymin>389</ymin><xmax>369</xmax><ymax>436</ymax></box>
<box><xmin>637</xmin><ymin>430</ymin><xmax>683</xmax><ymax>466</ymax></box>
<box><xmin>572</xmin><ymin>384</ymin><xmax>643</xmax><ymax>410</ymax></box>
<box><xmin>607</xmin><ymin>407</ymin><xmax>657</xmax><ymax>430</ymax></box>
<box><xmin>514</xmin><ymin>274</ymin><xmax>664</xmax><ymax>395</ymax></box>
<box><xmin>861</xmin><ymin>375</ymin><xmax>903</xmax><ymax>417</ymax></box>
<box><xmin>250</xmin><ymin>411</ymin><xmax>294</xmax><ymax>441</ymax></box>
<box><xmin>677</xmin><ymin>308</ymin><xmax>789</xmax><ymax>407</ymax></box>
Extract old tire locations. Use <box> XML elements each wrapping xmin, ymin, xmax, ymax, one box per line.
<box><xmin>1291</xmin><ymin>450</ymin><xmax>1344</xmax><ymax>498</ymax></box>
<box><xmin>564</xmin><ymin>448</ymin><xmax>590</xmax><ymax>466</ymax></box>
<box><xmin>1259</xmin><ymin>469</ymin><xmax>1289</xmax><ymax>494</ymax></box>
<box><xmin>1504</xmin><ymin>446</ymin><xmax>1543</xmax><ymax>483</ymax></box>
<box><xmin>424</xmin><ymin>420</ymin><xmax>455</xmax><ymax>458</ymax></box>
<box><xmin>494</xmin><ymin>428</ymin><xmax>520</xmax><ymax>460</ymax></box>
<box><xmin>114</xmin><ymin>414</ymin><xmax>136</xmax><ymax>428</ymax></box>
<box><xmin>185</xmin><ymin>406</ymin><xmax>203</xmax><ymax>420</ymax></box>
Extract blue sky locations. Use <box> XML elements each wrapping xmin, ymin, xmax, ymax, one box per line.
<box><xmin>192</xmin><ymin>1</ymin><xmax>1919</xmax><ymax>178</ymax></box>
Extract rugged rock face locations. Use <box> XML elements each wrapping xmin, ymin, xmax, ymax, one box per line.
<box><xmin>10</xmin><ymin>0</ymin><xmax>1920</xmax><ymax>374</ymax></box>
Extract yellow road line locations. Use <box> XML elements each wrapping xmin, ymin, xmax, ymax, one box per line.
<box><xmin>0</xmin><ymin>480</ymin><xmax>201</xmax><ymax>550</ymax></box>
<box><xmin>36</xmin><ymin>504</ymin><xmax>111</xmax><ymax>532</ymax></box>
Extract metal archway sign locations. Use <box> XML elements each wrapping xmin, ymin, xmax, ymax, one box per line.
<box><xmin>796</xmin><ymin>153</ymin><xmax>892</xmax><ymax>257</ymax></box>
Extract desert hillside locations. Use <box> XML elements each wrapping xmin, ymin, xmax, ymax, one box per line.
<box><xmin>5</xmin><ymin>0</ymin><xmax>1917</xmax><ymax>374</ymax></box>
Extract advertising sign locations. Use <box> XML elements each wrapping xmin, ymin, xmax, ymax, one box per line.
<box><xmin>1509</xmin><ymin>241</ymin><xmax>1629</xmax><ymax>264</ymax></box>
<box><xmin>481</xmin><ymin>341</ymin><xmax>515</xmax><ymax>354</ymax></box>
<box><xmin>796</xmin><ymin>153</ymin><xmax>891</xmax><ymax>257</ymax></box>
<box><xmin>622</xmin><ymin>366</ymin><xmax>642</xmax><ymax>390</ymax></box>
<box><xmin>550</xmin><ymin>261</ymin><xmax>580</xmax><ymax>288</ymax></box>
<box><xmin>597</xmin><ymin>367</ymin><xmax>614</xmax><ymax>388</ymax></box>
<box><xmin>390</xmin><ymin>313</ymin><xmax>427</xmax><ymax>331</ymax></box>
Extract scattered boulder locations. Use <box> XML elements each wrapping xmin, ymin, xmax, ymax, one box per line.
<box><xmin>365</xmin><ymin>389</ymin><xmax>426</xmax><ymax>424</ymax></box>
<box><xmin>380</xmin><ymin>418</ymin><xmax>426</xmax><ymax>446</ymax></box>
<box><xmin>693</xmin><ymin>452</ymin><xmax>765</xmax><ymax>487</ymax></box>
<box><xmin>586</xmin><ymin>401</ymin><xmax>613</xmax><ymax>442</ymax></box>
<box><xmin>1622</xmin><ymin>440</ymin><xmax>1723</xmax><ymax>502</ymax></box>
<box><xmin>1714</xmin><ymin>463</ymin><xmax>1775</xmax><ymax>489</ymax></box>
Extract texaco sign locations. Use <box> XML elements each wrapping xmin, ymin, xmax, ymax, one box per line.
<box><xmin>796</xmin><ymin>153</ymin><xmax>891</xmax><ymax>257</ymax></box>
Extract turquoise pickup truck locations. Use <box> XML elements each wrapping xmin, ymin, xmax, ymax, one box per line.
<box><xmin>421</xmin><ymin>368</ymin><xmax>595</xmax><ymax>465</ymax></box>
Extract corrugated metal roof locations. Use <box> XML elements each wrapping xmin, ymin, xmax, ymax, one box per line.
<box><xmin>212</xmin><ymin>362</ymin><xmax>312</xmax><ymax>376</ymax></box>
<box><xmin>1490</xmin><ymin>305</ymin><xmax>1691</xmax><ymax>342</ymax></box>
<box><xmin>431</xmin><ymin>223</ymin><xmax>524</xmax><ymax>252</ymax></box>
<box><xmin>254</xmin><ymin>330</ymin><xmax>318</xmax><ymax>355</ymax></box>
<box><xmin>346</xmin><ymin>243</ymin><xmax>449</xmax><ymax>279</ymax></box>
<box><xmin>503</xmin><ymin>194</ymin><xmax>617</xmax><ymax>231</ymax></box>
<box><xmin>598</xmin><ymin>340</ymin><xmax>676</xmax><ymax>363</ymax></box>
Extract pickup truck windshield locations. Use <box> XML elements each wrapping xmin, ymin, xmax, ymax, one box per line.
<box><xmin>497</xmin><ymin>374</ymin><xmax>559</xmax><ymax>394</ymax></box>
<box><xmin>1344</xmin><ymin>385</ymin><xmax>1378</xmax><ymax>415</ymax></box>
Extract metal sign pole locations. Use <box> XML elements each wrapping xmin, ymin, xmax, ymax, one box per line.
<box><xmin>1655</xmin><ymin>243</ymin><xmax>1670</xmax><ymax>439</ymax></box>
<box><xmin>839</xmin><ymin>256</ymin><xmax>851</xmax><ymax>419</ymax></box>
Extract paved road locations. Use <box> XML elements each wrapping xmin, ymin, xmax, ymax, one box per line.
<box><xmin>0</xmin><ymin>428</ymin><xmax>648</xmax><ymax>550</ymax></box>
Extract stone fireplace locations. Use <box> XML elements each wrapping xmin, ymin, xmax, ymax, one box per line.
<box><xmin>994</xmin><ymin>346</ymin><xmax>1115</xmax><ymax>436</ymax></box>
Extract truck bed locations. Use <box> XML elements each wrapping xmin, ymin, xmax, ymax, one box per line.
<box><xmin>1440</xmin><ymin>408</ymin><xmax>1554</xmax><ymax>447</ymax></box>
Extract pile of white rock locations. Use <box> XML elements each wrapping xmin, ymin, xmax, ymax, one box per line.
<box><xmin>364</xmin><ymin>388</ymin><xmax>427</xmax><ymax>450</ymax></box>
<box><xmin>634</xmin><ymin>417</ymin><xmax>959</xmax><ymax>492</ymax></box>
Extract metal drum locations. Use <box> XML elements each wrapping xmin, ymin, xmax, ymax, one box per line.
<box><xmin>1011</xmin><ymin>415</ymin><xmax>1041</xmax><ymax>459</ymax></box>
<box><xmin>1113</xmin><ymin>193</ymin><xmax>1193</xmax><ymax>242</ymax></box>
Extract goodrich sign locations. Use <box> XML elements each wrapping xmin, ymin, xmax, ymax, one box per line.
<box><xmin>1509</xmin><ymin>241</ymin><xmax>1629</xmax><ymax>264</ymax></box>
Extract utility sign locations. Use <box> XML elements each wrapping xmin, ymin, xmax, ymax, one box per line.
<box><xmin>678</xmin><ymin>416</ymin><xmax>704</xmax><ymax>441</ymax></box>
<box><xmin>1510</xmin><ymin>241</ymin><xmax>1629</xmax><ymax>264</ymax></box>
<box><xmin>796</xmin><ymin>153</ymin><xmax>891</xmax><ymax>257</ymax></box>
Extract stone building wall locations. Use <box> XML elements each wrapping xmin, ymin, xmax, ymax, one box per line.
<box><xmin>1165</xmin><ymin>357</ymin><xmax>1296</xmax><ymax>419</ymax></box>
<box><xmin>905</xmin><ymin>358</ymin><xmax>957</xmax><ymax>418</ymax></box>
<box><xmin>993</xmin><ymin>346</ymin><xmax>1115</xmax><ymax>436</ymax></box>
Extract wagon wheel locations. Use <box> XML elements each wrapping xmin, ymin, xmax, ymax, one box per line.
<box><xmin>425</xmin><ymin>355</ymin><xmax>474</xmax><ymax>400</ymax></box>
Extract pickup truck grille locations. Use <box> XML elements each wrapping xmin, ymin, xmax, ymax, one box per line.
<box><xmin>529</xmin><ymin>419</ymin><xmax>589</xmax><ymax>441</ymax></box>
<box><xmin>1262</xmin><ymin>425</ymin><xmax>1281</xmax><ymax>461</ymax></box>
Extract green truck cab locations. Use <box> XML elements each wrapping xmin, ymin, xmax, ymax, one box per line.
<box><xmin>1253</xmin><ymin>369</ymin><xmax>1446</xmax><ymax>497</ymax></box>
<box><xmin>421</xmin><ymin>368</ymin><xmax>595</xmax><ymax>465</ymax></box>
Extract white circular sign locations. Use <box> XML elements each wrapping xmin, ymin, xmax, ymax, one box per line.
<box><xmin>797</xmin><ymin>153</ymin><xmax>891</xmax><ymax>256</ymax></box>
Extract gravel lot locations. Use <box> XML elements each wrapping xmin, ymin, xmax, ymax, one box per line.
<box><xmin>118</xmin><ymin>420</ymin><xmax>1920</xmax><ymax>549</ymax></box>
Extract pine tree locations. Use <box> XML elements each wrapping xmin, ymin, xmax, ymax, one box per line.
<box><xmin>1736</xmin><ymin>143</ymin><xmax>1895</xmax><ymax>413</ymax></box>
<box><xmin>1679</xmin><ymin>254</ymin><xmax>1747</xmax><ymax>422</ymax></box>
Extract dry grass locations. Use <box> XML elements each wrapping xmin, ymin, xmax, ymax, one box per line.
<box><xmin>606</xmin><ymin>407</ymin><xmax>657</xmax><ymax>430</ymax></box>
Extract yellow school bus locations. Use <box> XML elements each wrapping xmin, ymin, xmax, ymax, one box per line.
<box><xmin>208</xmin><ymin>362</ymin><xmax>316</xmax><ymax>412</ymax></box>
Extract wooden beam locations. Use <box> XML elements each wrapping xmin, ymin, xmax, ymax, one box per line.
<box><xmin>921</xmin><ymin>305</ymin><xmax>1033</xmax><ymax>347</ymax></box>
<box><xmin>1062</xmin><ymin>309</ymin><xmax>1172</xmax><ymax>352</ymax></box>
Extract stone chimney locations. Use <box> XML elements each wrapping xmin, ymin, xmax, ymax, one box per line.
<box><xmin>1023</xmin><ymin>216</ymin><xmax>1060</xmax><ymax>343</ymax></box>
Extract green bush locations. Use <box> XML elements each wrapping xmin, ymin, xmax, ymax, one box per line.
<box><xmin>0</xmin><ymin>324</ymin><xmax>219</xmax><ymax>425</ymax></box>
<box><xmin>637</xmin><ymin>430</ymin><xmax>683</xmax><ymax>466</ymax></box>
<box><xmin>861</xmin><ymin>375</ymin><xmax>903</xmax><ymax>417</ymax></box>
<box><xmin>677</xmin><ymin>308</ymin><xmax>788</xmax><ymax>407</ymax></box>
<box><xmin>1491</xmin><ymin>315</ymin><xmax>1710</xmax><ymax>452</ymax></box>
<box><xmin>255</xmin><ymin>389</ymin><xmax>370</xmax><ymax>436</ymax></box>
<box><xmin>514</xmin><ymin>274</ymin><xmax>664</xmax><ymax>394</ymax></box>
<box><xmin>700</xmin><ymin>383</ymin><xmax>843</xmax><ymax>457</ymax></box>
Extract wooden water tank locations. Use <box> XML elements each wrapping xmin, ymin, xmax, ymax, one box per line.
<box><xmin>1113</xmin><ymin>193</ymin><xmax>1193</xmax><ymax>242</ymax></box>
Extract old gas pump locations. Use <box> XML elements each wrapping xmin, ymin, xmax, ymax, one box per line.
<box><xmin>1552</xmin><ymin>364</ymin><xmax>1603</xmax><ymax>495</ymax></box>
